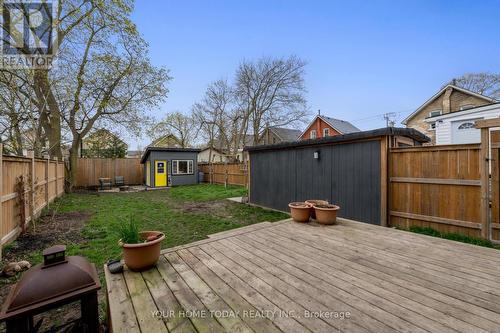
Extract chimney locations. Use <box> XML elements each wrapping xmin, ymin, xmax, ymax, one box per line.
<box><xmin>318</xmin><ymin>109</ymin><xmax>321</xmax><ymax>116</ymax></box>
<box><xmin>442</xmin><ymin>86</ymin><xmax>453</xmax><ymax>114</ymax></box>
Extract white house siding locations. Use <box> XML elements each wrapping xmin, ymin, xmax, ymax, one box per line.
<box><xmin>197</xmin><ymin>149</ymin><xmax>229</xmax><ymax>163</ymax></box>
<box><xmin>431</xmin><ymin>104</ymin><xmax>500</xmax><ymax>145</ymax></box>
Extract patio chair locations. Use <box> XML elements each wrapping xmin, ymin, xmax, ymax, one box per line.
<box><xmin>115</xmin><ymin>176</ymin><xmax>125</xmax><ymax>187</ymax></box>
<box><xmin>99</xmin><ymin>178</ymin><xmax>112</xmax><ymax>190</ymax></box>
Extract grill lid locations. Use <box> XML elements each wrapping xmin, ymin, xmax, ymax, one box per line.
<box><xmin>0</xmin><ymin>245</ymin><xmax>100</xmax><ymax>319</ymax></box>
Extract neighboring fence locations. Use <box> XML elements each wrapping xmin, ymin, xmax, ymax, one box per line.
<box><xmin>389</xmin><ymin>144</ymin><xmax>482</xmax><ymax>238</ymax></box>
<box><xmin>74</xmin><ymin>158</ymin><xmax>143</xmax><ymax>187</ymax></box>
<box><xmin>0</xmin><ymin>144</ymin><xmax>65</xmax><ymax>252</ymax></box>
<box><xmin>198</xmin><ymin>163</ymin><xmax>248</xmax><ymax>186</ymax></box>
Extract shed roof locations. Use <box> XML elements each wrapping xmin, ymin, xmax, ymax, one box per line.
<box><xmin>140</xmin><ymin>147</ymin><xmax>201</xmax><ymax>163</ymax></box>
<box><xmin>245</xmin><ymin>127</ymin><xmax>429</xmax><ymax>152</ymax></box>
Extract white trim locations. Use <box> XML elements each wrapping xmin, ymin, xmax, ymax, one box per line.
<box><xmin>402</xmin><ymin>84</ymin><xmax>497</xmax><ymax>124</ymax></box>
<box><xmin>323</xmin><ymin>127</ymin><xmax>330</xmax><ymax>137</ymax></box>
<box><xmin>310</xmin><ymin>129</ymin><xmax>317</xmax><ymax>139</ymax></box>
<box><xmin>425</xmin><ymin>102</ymin><xmax>500</xmax><ymax>123</ymax></box>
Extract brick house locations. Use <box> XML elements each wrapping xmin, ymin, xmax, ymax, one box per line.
<box><xmin>299</xmin><ymin>115</ymin><xmax>360</xmax><ymax>140</ymax></box>
<box><xmin>402</xmin><ymin>84</ymin><xmax>496</xmax><ymax>144</ymax></box>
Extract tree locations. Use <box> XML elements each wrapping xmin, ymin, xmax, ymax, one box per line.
<box><xmin>451</xmin><ymin>73</ymin><xmax>500</xmax><ymax>99</ymax></box>
<box><xmin>149</xmin><ymin>112</ymin><xmax>195</xmax><ymax>148</ymax></box>
<box><xmin>81</xmin><ymin>129</ymin><xmax>127</xmax><ymax>158</ymax></box>
<box><xmin>235</xmin><ymin>56</ymin><xmax>309</xmax><ymax>146</ymax></box>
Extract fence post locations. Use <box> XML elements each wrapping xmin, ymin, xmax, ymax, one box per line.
<box><xmin>224</xmin><ymin>167</ymin><xmax>228</xmax><ymax>188</ymax></box>
<box><xmin>45</xmin><ymin>155</ymin><xmax>49</xmax><ymax>206</ymax></box>
<box><xmin>0</xmin><ymin>143</ymin><xmax>3</xmax><ymax>260</ymax></box>
<box><xmin>28</xmin><ymin>151</ymin><xmax>35</xmax><ymax>227</ymax></box>
<box><xmin>480</xmin><ymin>127</ymin><xmax>491</xmax><ymax>240</ymax></box>
<box><xmin>54</xmin><ymin>157</ymin><xmax>58</xmax><ymax>197</ymax></box>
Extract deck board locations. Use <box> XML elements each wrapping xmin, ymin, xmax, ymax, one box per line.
<box><xmin>106</xmin><ymin>218</ymin><xmax>500</xmax><ymax>333</ymax></box>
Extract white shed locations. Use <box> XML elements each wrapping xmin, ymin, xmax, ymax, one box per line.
<box><xmin>427</xmin><ymin>103</ymin><xmax>500</xmax><ymax>145</ymax></box>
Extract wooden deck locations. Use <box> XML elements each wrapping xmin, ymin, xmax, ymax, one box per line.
<box><xmin>105</xmin><ymin>218</ymin><xmax>500</xmax><ymax>333</ymax></box>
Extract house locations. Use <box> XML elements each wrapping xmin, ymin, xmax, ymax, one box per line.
<box><xmin>259</xmin><ymin>127</ymin><xmax>301</xmax><ymax>145</ymax></box>
<box><xmin>148</xmin><ymin>134</ymin><xmax>183</xmax><ymax>148</ymax></box>
<box><xmin>126</xmin><ymin>150</ymin><xmax>142</xmax><ymax>159</ymax></box>
<box><xmin>428</xmin><ymin>103</ymin><xmax>500</xmax><ymax>144</ymax></box>
<box><xmin>402</xmin><ymin>84</ymin><xmax>497</xmax><ymax>144</ymax></box>
<box><xmin>140</xmin><ymin>147</ymin><xmax>201</xmax><ymax>187</ymax></box>
<box><xmin>81</xmin><ymin>129</ymin><xmax>127</xmax><ymax>158</ymax></box>
<box><xmin>197</xmin><ymin>147</ymin><xmax>229</xmax><ymax>163</ymax></box>
<box><xmin>299</xmin><ymin>114</ymin><xmax>360</xmax><ymax>140</ymax></box>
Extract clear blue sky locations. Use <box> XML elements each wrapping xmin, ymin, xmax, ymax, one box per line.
<box><xmin>127</xmin><ymin>0</ymin><xmax>500</xmax><ymax>148</ymax></box>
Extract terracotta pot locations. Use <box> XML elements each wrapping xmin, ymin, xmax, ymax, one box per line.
<box><xmin>288</xmin><ymin>202</ymin><xmax>312</xmax><ymax>223</ymax></box>
<box><xmin>120</xmin><ymin>231</ymin><xmax>165</xmax><ymax>271</ymax></box>
<box><xmin>305</xmin><ymin>200</ymin><xmax>329</xmax><ymax>219</ymax></box>
<box><xmin>314</xmin><ymin>204</ymin><xmax>340</xmax><ymax>225</ymax></box>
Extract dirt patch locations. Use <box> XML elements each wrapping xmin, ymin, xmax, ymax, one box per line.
<box><xmin>179</xmin><ymin>200</ymin><xmax>230</xmax><ymax>215</ymax></box>
<box><xmin>1</xmin><ymin>211</ymin><xmax>91</xmax><ymax>265</ymax></box>
<box><xmin>0</xmin><ymin>210</ymin><xmax>97</xmax><ymax>333</ymax></box>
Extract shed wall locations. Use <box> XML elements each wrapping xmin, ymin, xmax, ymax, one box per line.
<box><xmin>249</xmin><ymin>139</ymin><xmax>381</xmax><ymax>224</ymax></box>
<box><xmin>147</xmin><ymin>151</ymin><xmax>198</xmax><ymax>186</ymax></box>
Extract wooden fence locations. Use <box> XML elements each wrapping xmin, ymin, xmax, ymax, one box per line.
<box><xmin>199</xmin><ymin>163</ymin><xmax>248</xmax><ymax>187</ymax></box>
<box><xmin>388</xmin><ymin>144</ymin><xmax>482</xmax><ymax>238</ymax></box>
<box><xmin>74</xmin><ymin>158</ymin><xmax>143</xmax><ymax>187</ymax></box>
<box><xmin>1</xmin><ymin>144</ymin><xmax>65</xmax><ymax>255</ymax></box>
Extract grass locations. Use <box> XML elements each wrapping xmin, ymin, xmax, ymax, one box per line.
<box><xmin>19</xmin><ymin>184</ymin><xmax>288</xmax><ymax>268</ymax></box>
<box><xmin>408</xmin><ymin>226</ymin><xmax>500</xmax><ymax>249</ymax></box>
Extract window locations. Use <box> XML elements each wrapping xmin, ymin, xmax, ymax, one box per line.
<box><xmin>459</xmin><ymin>104</ymin><xmax>475</xmax><ymax>111</ymax></box>
<box><xmin>310</xmin><ymin>130</ymin><xmax>317</xmax><ymax>139</ymax></box>
<box><xmin>428</xmin><ymin>109</ymin><xmax>442</xmax><ymax>118</ymax></box>
<box><xmin>458</xmin><ymin>122</ymin><xmax>475</xmax><ymax>130</ymax></box>
<box><xmin>428</xmin><ymin>122</ymin><xmax>436</xmax><ymax>130</ymax></box>
<box><xmin>172</xmin><ymin>160</ymin><xmax>194</xmax><ymax>175</ymax></box>
<box><xmin>323</xmin><ymin>128</ymin><xmax>330</xmax><ymax>137</ymax></box>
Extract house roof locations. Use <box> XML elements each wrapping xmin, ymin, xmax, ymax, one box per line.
<box><xmin>299</xmin><ymin>115</ymin><xmax>360</xmax><ymax>139</ymax></box>
<box><xmin>148</xmin><ymin>134</ymin><xmax>182</xmax><ymax>148</ymax></box>
<box><xmin>245</xmin><ymin>127</ymin><xmax>430</xmax><ymax>152</ymax></box>
<box><xmin>269</xmin><ymin>127</ymin><xmax>301</xmax><ymax>142</ymax></box>
<box><xmin>140</xmin><ymin>146</ymin><xmax>201</xmax><ymax>164</ymax></box>
<box><xmin>402</xmin><ymin>84</ymin><xmax>497</xmax><ymax>125</ymax></box>
<box><xmin>199</xmin><ymin>146</ymin><xmax>225</xmax><ymax>154</ymax></box>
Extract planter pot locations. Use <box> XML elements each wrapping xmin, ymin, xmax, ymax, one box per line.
<box><xmin>288</xmin><ymin>202</ymin><xmax>312</xmax><ymax>223</ymax></box>
<box><xmin>120</xmin><ymin>231</ymin><xmax>165</xmax><ymax>271</ymax></box>
<box><xmin>305</xmin><ymin>200</ymin><xmax>329</xmax><ymax>219</ymax></box>
<box><xmin>314</xmin><ymin>204</ymin><xmax>340</xmax><ymax>225</ymax></box>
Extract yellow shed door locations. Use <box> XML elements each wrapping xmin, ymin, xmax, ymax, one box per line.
<box><xmin>154</xmin><ymin>161</ymin><xmax>167</xmax><ymax>187</ymax></box>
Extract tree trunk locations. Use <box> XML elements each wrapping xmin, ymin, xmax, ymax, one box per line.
<box><xmin>34</xmin><ymin>70</ymin><xmax>62</xmax><ymax>159</ymax></box>
<box><xmin>66</xmin><ymin>139</ymin><xmax>81</xmax><ymax>192</ymax></box>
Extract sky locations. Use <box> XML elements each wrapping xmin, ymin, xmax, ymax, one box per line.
<box><xmin>127</xmin><ymin>0</ymin><xmax>500</xmax><ymax>149</ymax></box>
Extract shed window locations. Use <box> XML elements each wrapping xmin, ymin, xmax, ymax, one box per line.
<box><xmin>172</xmin><ymin>160</ymin><xmax>194</xmax><ymax>175</ymax></box>
<box><xmin>310</xmin><ymin>130</ymin><xmax>317</xmax><ymax>139</ymax></box>
<box><xmin>323</xmin><ymin>128</ymin><xmax>330</xmax><ymax>137</ymax></box>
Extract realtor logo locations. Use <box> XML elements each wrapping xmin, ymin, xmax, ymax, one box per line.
<box><xmin>0</xmin><ymin>0</ymin><xmax>58</xmax><ymax>69</ymax></box>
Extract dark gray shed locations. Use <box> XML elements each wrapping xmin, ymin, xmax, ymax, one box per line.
<box><xmin>140</xmin><ymin>147</ymin><xmax>200</xmax><ymax>187</ymax></box>
<box><xmin>245</xmin><ymin>127</ymin><xmax>429</xmax><ymax>225</ymax></box>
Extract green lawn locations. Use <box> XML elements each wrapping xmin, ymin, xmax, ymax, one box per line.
<box><xmin>14</xmin><ymin>184</ymin><xmax>288</xmax><ymax>268</ymax></box>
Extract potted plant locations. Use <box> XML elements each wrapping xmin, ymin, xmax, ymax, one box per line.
<box><xmin>118</xmin><ymin>219</ymin><xmax>165</xmax><ymax>271</ymax></box>
<box><xmin>288</xmin><ymin>202</ymin><xmax>312</xmax><ymax>222</ymax></box>
<box><xmin>305</xmin><ymin>199</ymin><xmax>329</xmax><ymax>219</ymax></box>
<box><xmin>314</xmin><ymin>204</ymin><xmax>340</xmax><ymax>225</ymax></box>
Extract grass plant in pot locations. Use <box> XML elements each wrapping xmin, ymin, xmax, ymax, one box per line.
<box><xmin>314</xmin><ymin>204</ymin><xmax>340</xmax><ymax>225</ymax></box>
<box><xmin>119</xmin><ymin>218</ymin><xmax>165</xmax><ymax>271</ymax></box>
<box><xmin>288</xmin><ymin>202</ymin><xmax>312</xmax><ymax>223</ymax></box>
<box><xmin>305</xmin><ymin>199</ymin><xmax>329</xmax><ymax>219</ymax></box>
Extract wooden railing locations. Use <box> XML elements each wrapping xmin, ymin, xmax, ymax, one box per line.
<box><xmin>388</xmin><ymin>144</ymin><xmax>482</xmax><ymax>238</ymax></box>
<box><xmin>198</xmin><ymin>163</ymin><xmax>248</xmax><ymax>187</ymax></box>
<box><xmin>0</xmin><ymin>144</ymin><xmax>65</xmax><ymax>256</ymax></box>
